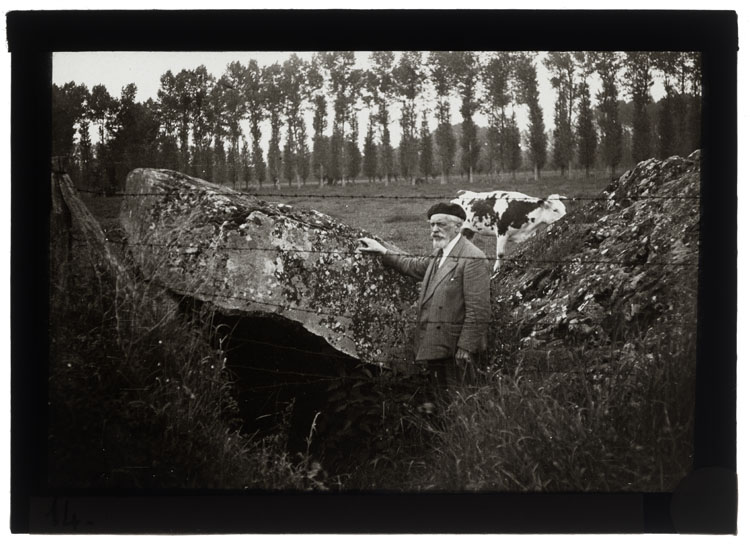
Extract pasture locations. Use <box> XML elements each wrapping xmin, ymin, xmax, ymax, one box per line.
<box><xmin>244</xmin><ymin>170</ymin><xmax>614</xmax><ymax>257</ymax></box>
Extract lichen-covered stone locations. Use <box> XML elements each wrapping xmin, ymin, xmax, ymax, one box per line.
<box><xmin>490</xmin><ymin>151</ymin><xmax>701</xmax><ymax>373</ymax></box>
<box><xmin>120</xmin><ymin>169</ymin><xmax>418</xmax><ymax>369</ymax></box>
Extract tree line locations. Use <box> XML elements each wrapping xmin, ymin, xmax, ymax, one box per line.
<box><xmin>52</xmin><ymin>51</ymin><xmax>701</xmax><ymax>193</ymax></box>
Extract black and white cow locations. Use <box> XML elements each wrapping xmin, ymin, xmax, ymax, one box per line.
<box><xmin>451</xmin><ymin>190</ymin><xmax>567</xmax><ymax>273</ymax></box>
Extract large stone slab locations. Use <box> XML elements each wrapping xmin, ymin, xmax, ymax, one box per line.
<box><xmin>120</xmin><ymin>169</ymin><xmax>418</xmax><ymax>368</ymax></box>
<box><xmin>490</xmin><ymin>151</ymin><xmax>701</xmax><ymax>372</ymax></box>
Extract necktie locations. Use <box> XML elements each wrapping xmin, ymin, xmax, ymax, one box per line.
<box><xmin>429</xmin><ymin>249</ymin><xmax>443</xmax><ymax>284</ymax></box>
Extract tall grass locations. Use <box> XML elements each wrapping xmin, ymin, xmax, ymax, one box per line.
<box><xmin>49</xmin><ymin>214</ymin><xmax>318</xmax><ymax>489</ymax></box>
<box><xmin>405</xmin><ymin>321</ymin><xmax>696</xmax><ymax>492</ymax></box>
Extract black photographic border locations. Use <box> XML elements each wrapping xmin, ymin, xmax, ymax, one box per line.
<box><xmin>8</xmin><ymin>9</ymin><xmax>738</xmax><ymax>534</ymax></box>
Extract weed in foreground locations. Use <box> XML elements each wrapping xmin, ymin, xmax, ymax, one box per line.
<box><xmin>406</xmin><ymin>328</ymin><xmax>695</xmax><ymax>492</ymax></box>
<box><xmin>49</xmin><ymin>242</ymin><xmax>316</xmax><ymax>490</ymax></box>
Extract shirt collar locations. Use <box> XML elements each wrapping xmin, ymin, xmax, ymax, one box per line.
<box><xmin>441</xmin><ymin>233</ymin><xmax>462</xmax><ymax>260</ymax></box>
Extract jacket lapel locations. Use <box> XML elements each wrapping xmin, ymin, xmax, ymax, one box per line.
<box><xmin>421</xmin><ymin>237</ymin><xmax>466</xmax><ymax>306</ymax></box>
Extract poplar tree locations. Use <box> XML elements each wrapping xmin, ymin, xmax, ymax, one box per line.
<box><xmin>220</xmin><ymin>62</ymin><xmax>248</xmax><ymax>187</ymax></box>
<box><xmin>418</xmin><ymin>110</ymin><xmax>434</xmax><ymax>179</ymax></box>
<box><xmin>208</xmin><ymin>79</ymin><xmax>229</xmax><ymax>183</ymax></box>
<box><xmin>89</xmin><ymin>82</ymin><xmax>118</xmax><ymax>189</ymax></box>
<box><xmin>576</xmin><ymin>81</ymin><xmax>597</xmax><ymax>176</ymax></box>
<box><xmin>573</xmin><ymin>52</ymin><xmax>598</xmax><ymax>176</ymax></box>
<box><xmin>154</xmin><ymin>74</ymin><xmax>179</xmax><ymax>171</ymax></box>
<box><xmin>550</xmin><ymin>92</ymin><xmax>569</xmax><ymax>176</ymax></box>
<box><xmin>263</xmin><ymin>62</ymin><xmax>284</xmax><ymax>188</ymax></box>
<box><xmin>393</xmin><ymin>51</ymin><xmax>424</xmax><ymax>184</ymax></box>
<box><xmin>89</xmin><ymin>83</ymin><xmax>117</xmax><ymax>158</ymax></box>
<box><xmin>503</xmin><ymin>112</ymin><xmax>522</xmax><ymax>178</ymax></box>
<box><xmin>52</xmin><ymin>81</ymin><xmax>89</xmax><ymax>157</ymax></box>
<box><xmin>281</xmin><ymin>54</ymin><xmax>311</xmax><ymax>187</ymax></box>
<box><xmin>240</xmin><ymin>138</ymin><xmax>251</xmax><ymax>188</ymax></box>
<box><xmin>368</xmin><ymin>51</ymin><xmax>396</xmax><ymax>185</ymax></box>
<box><xmin>453</xmin><ymin>51</ymin><xmax>480</xmax><ymax>183</ymax></box>
<box><xmin>652</xmin><ymin>51</ymin><xmax>682</xmax><ymax>159</ymax></box>
<box><xmin>345</xmin><ymin>113</ymin><xmax>362</xmax><ymax>182</ymax></box>
<box><xmin>657</xmin><ymin>51</ymin><xmax>700</xmax><ymax>157</ymax></box>
<box><xmin>515</xmin><ymin>53</ymin><xmax>547</xmax><ymax>180</ymax></box>
<box><xmin>280</xmin><ymin>54</ymin><xmax>309</xmax><ymax>187</ymax></box>
<box><xmin>109</xmin><ymin>85</ymin><xmax>160</xmax><ymax>188</ymax></box>
<box><xmin>186</xmin><ymin>66</ymin><xmax>214</xmax><ymax>178</ymax></box>
<box><xmin>595</xmin><ymin>52</ymin><xmax>624</xmax><ymax>177</ymax></box>
<box><xmin>543</xmin><ymin>52</ymin><xmax>575</xmax><ymax>177</ymax></box>
<box><xmin>428</xmin><ymin>51</ymin><xmax>459</xmax><ymax>184</ymax></box>
<box><xmin>344</xmin><ymin>67</ymin><xmax>364</xmax><ymax>183</ymax></box>
<box><xmin>282</xmin><ymin>128</ymin><xmax>295</xmax><ymax>185</ymax></box>
<box><xmin>319</xmin><ymin>52</ymin><xmax>358</xmax><ymax>186</ymax></box>
<box><xmin>77</xmin><ymin>119</ymin><xmax>93</xmax><ymax>187</ymax></box>
<box><xmin>243</xmin><ymin>59</ymin><xmax>267</xmax><ymax>186</ymax></box>
<box><xmin>172</xmin><ymin>70</ymin><xmax>193</xmax><ymax>174</ymax></box>
<box><xmin>362</xmin><ymin>116</ymin><xmax>378</xmax><ymax>183</ymax></box>
<box><xmin>624</xmin><ymin>51</ymin><xmax>654</xmax><ymax>163</ymax></box>
<box><xmin>308</xmin><ymin>55</ymin><xmax>329</xmax><ymax>186</ymax></box>
<box><xmin>481</xmin><ymin>52</ymin><xmax>514</xmax><ymax>176</ymax></box>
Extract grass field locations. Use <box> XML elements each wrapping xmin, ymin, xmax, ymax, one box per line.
<box><xmin>238</xmin><ymin>170</ymin><xmax>615</xmax><ymax>257</ymax></box>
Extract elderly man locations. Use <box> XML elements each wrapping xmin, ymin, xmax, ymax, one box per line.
<box><xmin>358</xmin><ymin>202</ymin><xmax>491</xmax><ymax>391</ymax></box>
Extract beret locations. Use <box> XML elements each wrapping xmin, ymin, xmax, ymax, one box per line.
<box><xmin>426</xmin><ymin>202</ymin><xmax>466</xmax><ymax>221</ymax></box>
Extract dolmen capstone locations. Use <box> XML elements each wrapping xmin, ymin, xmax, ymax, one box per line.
<box><xmin>120</xmin><ymin>169</ymin><xmax>418</xmax><ymax>369</ymax></box>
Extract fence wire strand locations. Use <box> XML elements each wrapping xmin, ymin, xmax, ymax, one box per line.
<box><xmin>62</xmin><ymin>174</ymin><xmax>700</xmax><ymax>392</ymax></box>
<box><xmin>132</xmin><ymin>270</ymin><xmax>697</xmax><ymax>329</ymax></box>
<box><xmin>73</xmin><ymin>236</ymin><xmax>699</xmax><ymax>269</ymax></box>
<box><xmin>75</xmin><ymin>185</ymin><xmax>700</xmax><ymax>202</ymax></box>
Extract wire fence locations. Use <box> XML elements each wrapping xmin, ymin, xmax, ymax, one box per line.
<box><xmin>201</xmin><ymin>329</ymin><xmax>691</xmax><ymax>388</ymax></box>
<box><xmin>113</xmin><ymin>257</ymin><xmax>696</xmax><ymax>329</ymax></box>
<box><xmin>75</xmin><ymin>235</ymin><xmax>699</xmax><ymax>268</ymax></box>
<box><xmin>63</xmin><ymin>174</ymin><xmax>699</xmax><ymax>384</ymax></box>
<box><xmin>74</xmin><ymin>185</ymin><xmax>701</xmax><ymax>202</ymax></box>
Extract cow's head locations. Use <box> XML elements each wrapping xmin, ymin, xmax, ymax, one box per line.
<box><xmin>540</xmin><ymin>194</ymin><xmax>568</xmax><ymax>223</ymax></box>
<box><xmin>451</xmin><ymin>192</ymin><xmax>480</xmax><ymax>239</ymax></box>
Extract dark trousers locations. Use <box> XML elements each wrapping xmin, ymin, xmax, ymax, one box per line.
<box><xmin>416</xmin><ymin>357</ymin><xmax>470</xmax><ymax>404</ymax></box>
<box><xmin>417</xmin><ymin>354</ymin><xmax>481</xmax><ymax>397</ymax></box>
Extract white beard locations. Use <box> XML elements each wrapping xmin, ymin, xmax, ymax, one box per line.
<box><xmin>432</xmin><ymin>237</ymin><xmax>449</xmax><ymax>250</ymax></box>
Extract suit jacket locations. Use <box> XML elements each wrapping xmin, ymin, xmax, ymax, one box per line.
<box><xmin>383</xmin><ymin>236</ymin><xmax>491</xmax><ymax>361</ymax></box>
